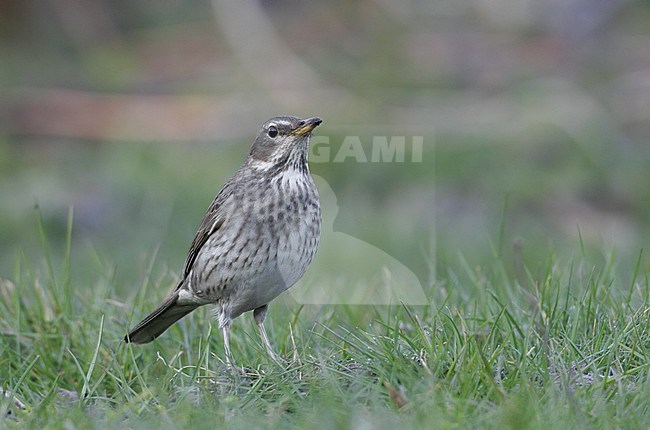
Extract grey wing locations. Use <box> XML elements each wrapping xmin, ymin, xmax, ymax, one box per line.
<box><xmin>179</xmin><ymin>180</ymin><xmax>237</xmax><ymax>283</ymax></box>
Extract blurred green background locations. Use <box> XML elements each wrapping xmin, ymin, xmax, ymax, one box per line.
<box><xmin>1</xmin><ymin>0</ymin><xmax>649</xmax><ymax>296</ymax></box>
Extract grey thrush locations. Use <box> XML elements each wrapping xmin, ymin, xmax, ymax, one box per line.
<box><xmin>125</xmin><ymin>116</ymin><xmax>322</xmax><ymax>363</ymax></box>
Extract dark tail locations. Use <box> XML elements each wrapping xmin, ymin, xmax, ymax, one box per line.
<box><xmin>124</xmin><ymin>291</ymin><xmax>199</xmax><ymax>344</ymax></box>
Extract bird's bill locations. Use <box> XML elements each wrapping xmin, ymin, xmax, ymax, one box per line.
<box><xmin>291</xmin><ymin>117</ymin><xmax>322</xmax><ymax>136</ymax></box>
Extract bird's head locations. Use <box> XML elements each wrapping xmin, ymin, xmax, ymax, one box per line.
<box><xmin>248</xmin><ymin>116</ymin><xmax>322</xmax><ymax>170</ymax></box>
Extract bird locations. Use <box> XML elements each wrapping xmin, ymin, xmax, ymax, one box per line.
<box><xmin>125</xmin><ymin>116</ymin><xmax>322</xmax><ymax>364</ymax></box>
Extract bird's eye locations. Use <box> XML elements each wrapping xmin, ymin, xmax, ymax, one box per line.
<box><xmin>268</xmin><ymin>125</ymin><xmax>278</xmax><ymax>138</ymax></box>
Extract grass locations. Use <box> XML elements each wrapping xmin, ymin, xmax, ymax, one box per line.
<box><xmin>1</xmin><ymin>134</ymin><xmax>649</xmax><ymax>429</ymax></box>
<box><xmin>1</xmin><ymin>211</ymin><xmax>649</xmax><ymax>429</ymax></box>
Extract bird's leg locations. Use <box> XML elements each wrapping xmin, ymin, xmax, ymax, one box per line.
<box><xmin>258</xmin><ymin>322</ymin><xmax>278</xmax><ymax>362</ymax></box>
<box><xmin>254</xmin><ymin>305</ymin><xmax>279</xmax><ymax>362</ymax></box>
<box><xmin>221</xmin><ymin>325</ymin><xmax>233</xmax><ymax>367</ymax></box>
